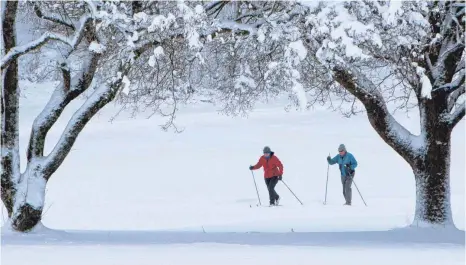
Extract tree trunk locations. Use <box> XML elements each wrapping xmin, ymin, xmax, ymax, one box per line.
<box><xmin>11</xmin><ymin>204</ymin><xmax>44</xmax><ymax>232</ymax></box>
<box><xmin>9</xmin><ymin>164</ymin><xmax>47</xmax><ymax>232</ymax></box>
<box><xmin>1</xmin><ymin>0</ymin><xmax>20</xmax><ymax>220</ymax></box>
<box><xmin>412</xmin><ymin>115</ymin><xmax>453</xmax><ymax>227</ymax></box>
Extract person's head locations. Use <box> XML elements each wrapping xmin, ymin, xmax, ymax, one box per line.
<box><xmin>338</xmin><ymin>144</ymin><xmax>346</xmax><ymax>156</ymax></box>
<box><xmin>263</xmin><ymin>146</ymin><xmax>272</xmax><ymax>157</ymax></box>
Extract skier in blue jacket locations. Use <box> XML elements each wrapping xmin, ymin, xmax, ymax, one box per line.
<box><xmin>327</xmin><ymin>144</ymin><xmax>358</xmax><ymax>205</ymax></box>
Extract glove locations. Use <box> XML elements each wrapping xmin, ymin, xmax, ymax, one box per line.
<box><xmin>327</xmin><ymin>155</ymin><xmax>331</xmax><ymax>161</ymax></box>
<box><xmin>278</xmin><ymin>175</ymin><xmax>283</xmax><ymax>181</ymax></box>
<box><xmin>345</xmin><ymin>164</ymin><xmax>354</xmax><ymax>174</ymax></box>
<box><xmin>249</xmin><ymin>165</ymin><xmax>254</xmax><ymax>170</ymax></box>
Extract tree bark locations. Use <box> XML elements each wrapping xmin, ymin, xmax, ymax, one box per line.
<box><xmin>1</xmin><ymin>0</ymin><xmax>20</xmax><ymax>218</ymax></box>
<box><xmin>0</xmin><ymin>155</ymin><xmax>48</xmax><ymax>232</ymax></box>
<box><xmin>412</xmin><ymin>128</ymin><xmax>452</xmax><ymax>226</ymax></box>
<box><xmin>10</xmin><ymin>165</ymin><xmax>47</xmax><ymax>232</ymax></box>
<box><xmin>412</xmin><ymin>97</ymin><xmax>454</xmax><ymax>226</ymax></box>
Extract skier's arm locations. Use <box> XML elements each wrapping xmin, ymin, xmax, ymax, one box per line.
<box><xmin>349</xmin><ymin>154</ymin><xmax>358</xmax><ymax>170</ymax></box>
<box><xmin>276</xmin><ymin>157</ymin><xmax>284</xmax><ymax>175</ymax></box>
<box><xmin>327</xmin><ymin>155</ymin><xmax>338</xmax><ymax>165</ymax></box>
<box><xmin>251</xmin><ymin>158</ymin><xmax>263</xmax><ymax>170</ymax></box>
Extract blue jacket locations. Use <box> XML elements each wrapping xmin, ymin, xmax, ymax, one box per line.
<box><xmin>328</xmin><ymin>152</ymin><xmax>358</xmax><ymax>177</ymax></box>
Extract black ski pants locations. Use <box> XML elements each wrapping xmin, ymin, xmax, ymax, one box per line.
<box><xmin>265</xmin><ymin>176</ymin><xmax>279</xmax><ymax>204</ymax></box>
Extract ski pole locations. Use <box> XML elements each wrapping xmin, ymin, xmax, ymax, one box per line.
<box><xmin>250</xmin><ymin>170</ymin><xmax>262</xmax><ymax>206</ymax></box>
<box><xmin>324</xmin><ymin>153</ymin><xmax>330</xmax><ymax>205</ymax></box>
<box><xmin>352</xmin><ymin>179</ymin><xmax>367</xmax><ymax>206</ymax></box>
<box><xmin>280</xmin><ymin>180</ymin><xmax>303</xmax><ymax>205</ymax></box>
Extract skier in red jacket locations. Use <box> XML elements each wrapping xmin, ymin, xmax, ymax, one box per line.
<box><xmin>249</xmin><ymin>146</ymin><xmax>284</xmax><ymax>206</ymax></box>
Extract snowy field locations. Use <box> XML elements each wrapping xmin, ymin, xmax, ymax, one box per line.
<box><xmin>1</xmin><ymin>82</ymin><xmax>465</xmax><ymax>264</ymax></box>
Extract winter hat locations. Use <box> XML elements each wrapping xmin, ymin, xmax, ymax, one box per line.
<box><xmin>263</xmin><ymin>146</ymin><xmax>272</xmax><ymax>153</ymax></box>
<box><xmin>338</xmin><ymin>144</ymin><xmax>346</xmax><ymax>152</ymax></box>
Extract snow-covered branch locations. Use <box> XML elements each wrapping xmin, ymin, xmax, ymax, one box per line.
<box><xmin>33</xmin><ymin>3</ymin><xmax>75</xmax><ymax>30</ymax></box>
<box><xmin>42</xmin><ymin>72</ymin><xmax>126</xmax><ymax>179</ymax></box>
<box><xmin>435</xmin><ymin>69</ymin><xmax>465</xmax><ymax>94</ymax></box>
<box><xmin>430</xmin><ymin>42</ymin><xmax>465</xmax><ymax>88</ymax></box>
<box><xmin>332</xmin><ymin>65</ymin><xmax>422</xmax><ymax>161</ymax></box>
<box><xmin>449</xmin><ymin>103</ymin><xmax>465</xmax><ymax>129</ymax></box>
<box><xmin>1</xmin><ymin>32</ymin><xmax>72</xmax><ymax>70</ymax></box>
<box><xmin>203</xmin><ymin>1</ymin><xmax>224</xmax><ymax>13</ymax></box>
<box><xmin>427</xmin><ymin>2</ymin><xmax>464</xmax><ymax>90</ymax></box>
<box><xmin>26</xmin><ymin>12</ymin><xmax>98</xmax><ymax>162</ymax></box>
<box><xmin>27</xmin><ymin>53</ymin><xmax>100</xmax><ymax>162</ymax></box>
<box><xmin>69</xmin><ymin>15</ymin><xmax>93</xmax><ymax>51</ymax></box>
<box><xmin>214</xmin><ymin>20</ymin><xmax>261</xmax><ymax>35</ymax></box>
<box><xmin>1</xmin><ymin>10</ymin><xmax>93</xmax><ymax>71</ymax></box>
<box><xmin>448</xmin><ymin>84</ymin><xmax>465</xmax><ymax>112</ymax></box>
<box><xmin>133</xmin><ymin>19</ymin><xmax>259</xmax><ymax>58</ymax></box>
<box><xmin>84</xmin><ymin>0</ymin><xmax>99</xmax><ymax>18</ymax></box>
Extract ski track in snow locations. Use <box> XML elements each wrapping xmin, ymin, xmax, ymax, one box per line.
<box><xmin>1</xmin><ymin>82</ymin><xmax>465</xmax><ymax>264</ymax></box>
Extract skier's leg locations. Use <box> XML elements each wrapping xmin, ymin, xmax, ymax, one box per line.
<box><xmin>269</xmin><ymin>176</ymin><xmax>279</xmax><ymax>202</ymax></box>
<box><xmin>265</xmin><ymin>178</ymin><xmax>274</xmax><ymax>205</ymax></box>
<box><xmin>343</xmin><ymin>177</ymin><xmax>352</xmax><ymax>205</ymax></box>
<box><xmin>341</xmin><ymin>176</ymin><xmax>346</xmax><ymax>203</ymax></box>
<box><xmin>345</xmin><ymin>173</ymin><xmax>354</xmax><ymax>205</ymax></box>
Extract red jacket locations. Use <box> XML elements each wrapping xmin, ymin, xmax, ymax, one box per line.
<box><xmin>252</xmin><ymin>153</ymin><xmax>284</xmax><ymax>178</ymax></box>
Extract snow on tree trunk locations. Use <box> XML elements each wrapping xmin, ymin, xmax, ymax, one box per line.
<box><xmin>413</xmin><ymin>168</ymin><xmax>452</xmax><ymax>228</ymax></box>
<box><xmin>10</xmin><ymin>162</ymin><xmax>47</xmax><ymax>232</ymax></box>
<box><xmin>413</xmin><ymin>112</ymin><xmax>453</xmax><ymax>227</ymax></box>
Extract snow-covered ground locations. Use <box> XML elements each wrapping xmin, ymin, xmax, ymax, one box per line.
<box><xmin>1</xmin><ymin>82</ymin><xmax>465</xmax><ymax>264</ymax></box>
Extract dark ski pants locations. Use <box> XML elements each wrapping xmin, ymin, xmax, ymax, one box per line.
<box><xmin>341</xmin><ymin>174</ymin><xmax>354</xmax><ymax>204</ymax></box>
<box><xmin>265</xmin><ymin>176</ymin><xmax>280</xmax><ymax>204</ymax></box>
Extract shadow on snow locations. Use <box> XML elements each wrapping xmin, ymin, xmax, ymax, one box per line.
<box><xmin>2</xmin><ymin>225</ymin><xmax>464</xmax><ymax>247</ymax></box>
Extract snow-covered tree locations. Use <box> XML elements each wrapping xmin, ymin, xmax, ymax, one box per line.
<box><xmin>1</xmin><ymin>0</ymin><xmax>208</xmax><ymax>232</ymax></box>
<box><xmin>172</xmin><ymin>1</ymin><xmax>464</xmax><ymax>227</ymax></box>
<box><xmin>302</xmin><ymin>1</ymin><xmax>464</xmax><ymax>227</ymax></box>
<box><xmin>117</xmin><ymin>1</ymin><xmax>310</xmax><ymax>117</ymax></box>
